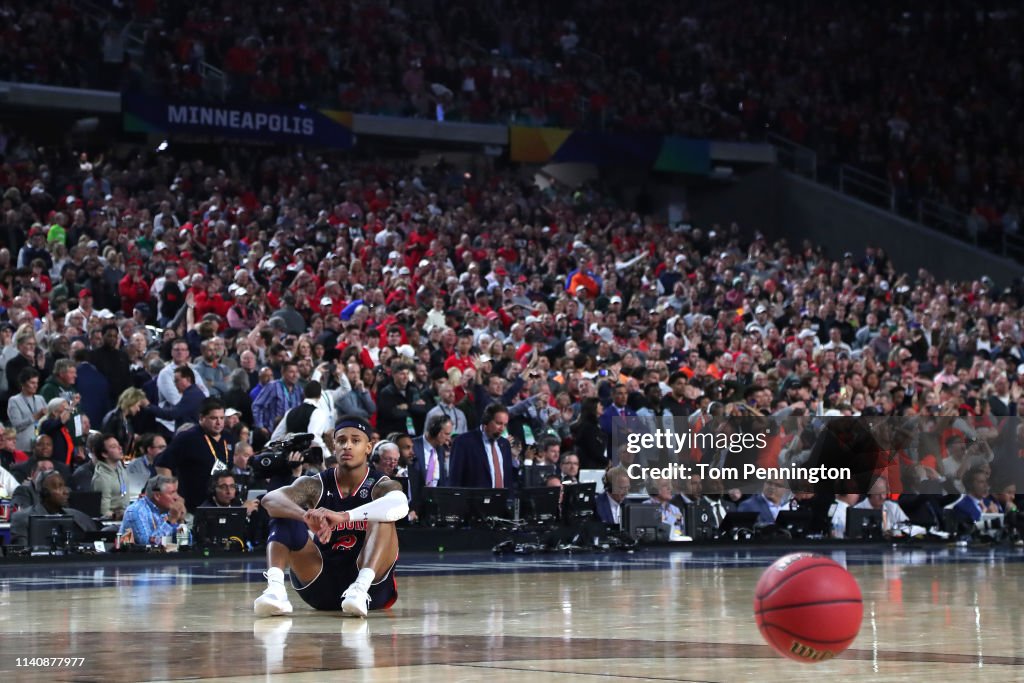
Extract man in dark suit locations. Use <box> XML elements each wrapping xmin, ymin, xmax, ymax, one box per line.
<box><xmin>407</xmin><ymin>414</ymin><xmax>454</xmax><ymax>517</ymax></box>
<box><xmin>738</xmin><ymin>479</ymin><xmax>787</xmax><ymax>525</ymax></box>
<box><xmin>595</xmin><ymin>466</ymin><xmax>630</xmax><ymax>525</ymax></box>
<box><xmin>952</xmin><ymin>466</ymin><xmax>998</xmax><ymax>524</ymax></box>
<box><xmin>89</xmin><ymin>323</ymin><xmax>132</xmax><ymax>406</ymax></box>
<box><xmin>146</xmin><ymin>366</ymin><xmax>205</xmax><ymax>433</ymax></box>
<box><xmin>10</xmin><ymin>471</ymin><xmax>98</xmax><ymax>545</ymax></box>
<box><xmin>375</xmin><ymin>362</ymin><xmax>428</xmax><ymax>436</ymax></box>
<box><xmin>11</xmin><ymin>458</ymin><xmax>54</xmax><ymax>509</ymax></box>
<box><xmin>599</xmin><ymin>383</ymin><xmax>637</xmax><ymax>459</ymax></box>
<box><xmin>449</xmin><ymin>404</ymin><xmax>517</xmax><ymax>489</ymax></box>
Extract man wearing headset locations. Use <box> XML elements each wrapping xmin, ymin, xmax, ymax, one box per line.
<box><xmin>595</xmin><ymin>466</ymin><xmax>631</xmax><ymax>525</ymax></box>
<box><xmin>407</xmin><ymin>414</ymin><xmax>454</xmax><ymax>519</ymax></box>
<box><xmin>254</xmin><ymin>415</ymin><xmax>407</xmax><ymax>619</ymax></box>
<box><xmin>371</xmin><ymin>441</ymin><xmax>401</xmax><ymax>478</ymax></box>
<box><xmin>10</xmin><ymin>471</ymin><xmax>98</xmax><ymax>545</ymax></box>
<box><xmin>199</xmin><ymin>471</ymin><xmax>260</xmax><ymax>515</ymax></box>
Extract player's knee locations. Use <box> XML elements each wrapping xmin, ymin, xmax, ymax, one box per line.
<box><xmin>267</xmin><ymin>518</ymin><xmax>310</xmax><ymax>552</ymax></box>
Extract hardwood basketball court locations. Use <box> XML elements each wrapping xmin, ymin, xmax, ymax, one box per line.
<box><xmin>1</xmin><ymin>547</ymin><xmax>1021</xmax><ymax>682</ymax></box>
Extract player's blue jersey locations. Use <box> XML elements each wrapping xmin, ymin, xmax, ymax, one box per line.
<box><xmin>312</xmin><ymin>467</ymin><xmax>387</xmax><ymax>559</ymax></box>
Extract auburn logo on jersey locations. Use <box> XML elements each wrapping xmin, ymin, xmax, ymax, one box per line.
<box><xmin>331</xmin><ymin>535</ymin><xmax>357</xmax><ymax>551</ymax></box>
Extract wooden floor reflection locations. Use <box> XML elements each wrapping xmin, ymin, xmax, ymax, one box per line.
<box><xmin>2</xmin><ymin>550</ymin><xmax>1024</xmax><ymax>682</ymax></box>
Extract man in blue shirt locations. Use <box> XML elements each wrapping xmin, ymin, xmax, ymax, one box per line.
<box><xmin>252</xmin><ymin>361</ymin><xmax>302</xmax><ymax>432</ymax></box>
<box><xmin>118</xmin><ymin>475</ymin><xmax>186</xmax><ymax>545</ymax></box>
<box><xmin>738</xmin><ymin>479</ymin><xmax>788</xmax><ymax>525</ymax></box>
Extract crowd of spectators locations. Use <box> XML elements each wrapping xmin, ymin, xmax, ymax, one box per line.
<box><xmin>2</xmin><ymin>117</ymin><xmax>1024</xmax><ymax>545</ymax></box>
<box><xmin>3</xmin><ymin>0</ymin><xmax>1021</xmax><ymax>233</ymax></box>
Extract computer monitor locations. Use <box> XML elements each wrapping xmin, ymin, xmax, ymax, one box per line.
<box><xmin>28</xmin><ymin>515</ymin><xmax>76</xmax><ymax>550</ymax></box>
<box><xmin>468</xmin><ymin>488</ymin><xmax>511</xmax><ymax>522</ymax></box>
<box><xmin>193</xmin><ymin>507</ymin><xmax>249</xmax><ymax>548</ymax></box>
<box><xmin>245</xmin><ymin>489</ymin><xmax>268</xmax><ymax>503</ymax></box>
<box><xmin>978</xmin><ymin>512</ymin><xmax>1005</xmax><ymax>534</ymax></box>
<box><xmin>422</xmin><ymin>487</ymin><xmax>471</xmax><ymax>527</ymax></box>
<box><xmin>68</xmin><ymin>491</ymin><xmax>102</xmax><ymax>519</ymax></box>
<box><xmin>578</xmin><ymin>469</ymin><xmax>605</xmax><ymax>494</ymax></box>
<box><xmin>521</xmin><ymin>465</ymin><xmax>558</xmax><ymax>489</ymax></box>
<box><xmin>845</xmin><ymin>507</ymin><xmax>884</xmax><ymax>539</ymax></box>
<box><xmin>774</xmin><ymin>509</ymin><xmax>815</xmax><ymax>538</ymax></box>
<box><xmin>518</xmin><ymin>487</ymin><xmax>561</xmax><ymax>524</ymax></box>
<box><xmin>623</xmin><ymin>503</ymin><xmax>665</xmax><ymax>542</ymax></box>
<box><xmin>898</xmin><ymin>494</ymin><xmax>940</xmax><ymax>528</ymax></box>
<box><xmin>719</xmin><ymin>511</ymin><xmax>761</xmax><ymax>533</ymax></box>
<box><xmin>561</xmin><ymin>482</ymin><xmax>596</xmax><ymax>523</ymax></box>
<box><xmin>684</xmin><ymin>499</ymin><xmax>717</xmax><ymax>540</ymax></box>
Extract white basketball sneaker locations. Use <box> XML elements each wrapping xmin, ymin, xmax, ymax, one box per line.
<box><xmin>254</xmin><ymin>573</ymin><xmax>294</xmax><ymax>617</ymax></box>
<box><xmin>341</xmin><ymin>583</ymin><xmax>370</xmax><ymax>618</ymax></box>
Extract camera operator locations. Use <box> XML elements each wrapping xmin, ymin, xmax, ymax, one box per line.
<box><xmin>249</xmin><ymin>433</ymin><xmax>324</xmax><ymax>493</ymax></box>
<box><xmin>269</xmin><ymin>381</ymin><xmax>333</xmax><ymax>460</ymax></box>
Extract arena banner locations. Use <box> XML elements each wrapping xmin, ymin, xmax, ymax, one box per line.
<box><xmin>123</xmin><ymin>94</ymin><xmax>354</xmax><ymax>148</ymax></box>
<box><xmin>654</xmin><ymin>136</ymin><xmax>711</xmax><ymax>174</ymax></box>
<box><xmin>509</xmin><ymin>125</ymin><xmax>573</xmax><ymax>163</ymax></box>
<box><xmin>509</xmin><ymin>125</ymin><xmax>709</xmax><ymax>173</ymax></box>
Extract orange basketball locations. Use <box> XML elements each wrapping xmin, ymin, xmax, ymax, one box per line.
<box><xmin>753</xmin><ymin>553</ymin><xmax>863</xmax><ymax>663</ymax></box>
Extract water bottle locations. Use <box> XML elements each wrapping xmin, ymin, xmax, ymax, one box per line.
<box><xmin>176</xmin><ymin>522</ymin><xmax>190</xmax><ymax>549</ymax></box>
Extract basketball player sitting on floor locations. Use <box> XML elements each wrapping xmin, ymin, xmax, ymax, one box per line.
<box><xmin>254</xmin><ymin>415</ymin><xmax>408</xmax><ymax>618</ymax></box>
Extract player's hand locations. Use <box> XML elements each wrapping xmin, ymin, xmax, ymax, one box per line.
<box><xmin>303</xmin><ymin>508</ymin><xmax>331</xmax><ymax>542</ymax></box>
<box><xmin>243</xmin><ymin>500</ymin><xmax>259</xmax><ymax>516</ymax></box>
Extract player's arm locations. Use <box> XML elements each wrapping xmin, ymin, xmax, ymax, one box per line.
<box><xmin>261</xmin><ymin>475</ymin><xmax>323</xmax><ymax>522</ymax></box>
<box><xmin>310</xmin><ymin>478</ymin><xmax>408</xmax><ymax>529</ymax></box>
<box><xmin>372</xmin><ymin>477</ymin><xmax>404</xmax><ymax>499</ymax></box>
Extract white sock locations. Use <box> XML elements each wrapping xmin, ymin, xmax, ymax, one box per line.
<box><xmin>352</xmin><ymin>567</ymin><xmax>376</xmax><ymax>591</ymax></box>
<box><xmin>267</xmin><ymin>567</ymin><xmax>285</xmax><ymax>586</ymax></box>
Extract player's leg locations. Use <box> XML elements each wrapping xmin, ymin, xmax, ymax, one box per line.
<box><xmin>254</xmin><ymin>518</ymin><xmax>323</xmax><ymax>617</ymax></box>
<box><xmin>341</xmin><ymin>521</ymin><xmax>399</xmax><ymax>617</ymax></box>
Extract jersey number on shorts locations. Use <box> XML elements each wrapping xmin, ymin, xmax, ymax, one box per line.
<box><xmin>331</xmin><ymin>535</ymin><xmax>357</xmax><ymax>551</ymax></box>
